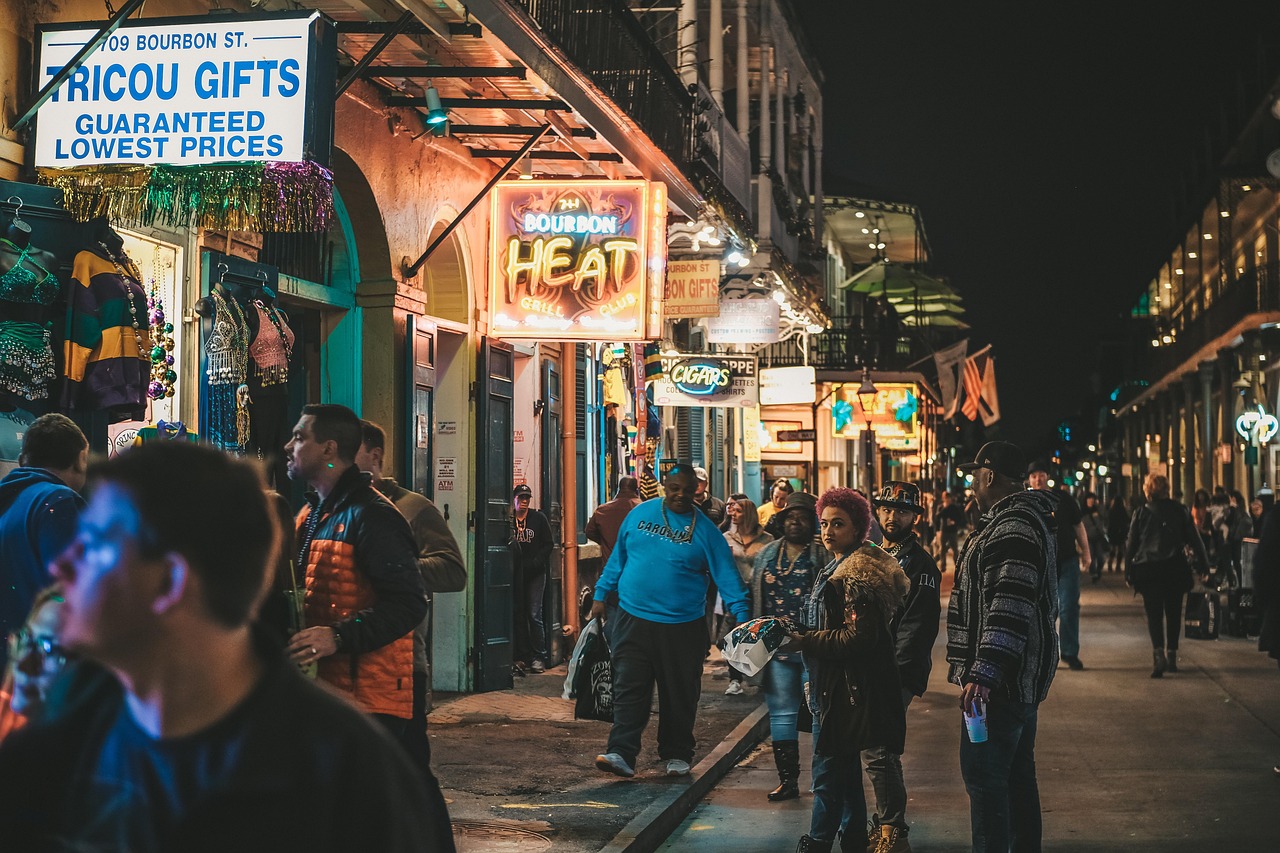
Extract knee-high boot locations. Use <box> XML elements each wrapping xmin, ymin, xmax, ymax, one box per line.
<box><xmin>769</xmin><ymin>739</ymin><xmax>801</xmax><ymax>801</ymax></box>
<box><xmin>1151</xmin><ymin>648</ymin><xmax>1167</xmax><ymax>678</ymax></box>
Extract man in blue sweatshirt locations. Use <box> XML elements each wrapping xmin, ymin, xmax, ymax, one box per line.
<box><xmin>591</xmin><ymin>463</ymin><xmax>750</xmax><ymax>778</ymax></box>
<box><xmin>0</xmin><ymin>413</ymin><xmax>88</xmax><ymax>672</ymax></box>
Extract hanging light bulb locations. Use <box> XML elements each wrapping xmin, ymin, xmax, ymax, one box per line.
<box><xmin>424</xmin><ymin>85</ymin><xmax>448</xmax><ymax>125</ymax></box>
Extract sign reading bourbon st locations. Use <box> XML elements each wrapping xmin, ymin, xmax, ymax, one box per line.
<box><xmin>489</xmin><ymin>180</ymin><xmax>668</xmax><ymax>340</ymax></box>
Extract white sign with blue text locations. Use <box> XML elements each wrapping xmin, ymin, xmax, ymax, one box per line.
<box><xmin>35</xmin><ymin>14</ymin><xmax>317</xmax><ymax>167</ymax></box>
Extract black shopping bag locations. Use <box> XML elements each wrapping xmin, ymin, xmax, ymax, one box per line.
<box><xmin>1185</xmin><ymin>591</ymin><xmax>1219</xmax><ymax>640</ymax></box>
<box><xmin>572</xmin><ymin>627</ymin><xmax>614</xmax><ymax>722</ymax></box>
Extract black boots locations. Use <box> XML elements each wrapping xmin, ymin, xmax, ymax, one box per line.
<box><xmin>769</xmin><ymin>739</ymin><xmax>801</xmax><ymax>801</ymax></box>
<box><xmin>1151</xmin><ymin>649</ymin><xmax>1167</xmax><ymax>678</ymax></box>
<box><xmin>1167</xmin><ymin>649</ymin><xmax>1178</xmax><ymax>672</ymax></box>
<box><xmin>797</xmin><ymin>836</ymin><xmax>834</xmax><ymax>853</ymax></box>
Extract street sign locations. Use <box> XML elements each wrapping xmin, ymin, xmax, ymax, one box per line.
<box><xmin>777</xmin><ymin>428</ymin><xmax>816</xmax><ymax>442</ymax></box>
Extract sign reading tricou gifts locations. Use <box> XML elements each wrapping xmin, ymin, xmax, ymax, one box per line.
<box><xmin>651</xmin><ymin>354</ymin><xmax>758</xmax><ymax>408</ymax></box>
<box><xmin>490</xmin><ymin>180</ymin><xmax>668</xmax><ymax>340</ymax></box>
<box><xmin>663</xmin><ymin>259</ymin><xmax>720</xmax><ymax>319</ymax></box>
<box><xmin>33</xmin><ymin>11</ymin><xmax>335</xmax><ymax>167</ymax></box>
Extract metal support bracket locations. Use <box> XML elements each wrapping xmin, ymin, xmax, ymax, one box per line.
<box><xmin>335</xmin><ymin>11</ymin><xmax>415</xmax><ymax>99</ymax></box>
<box><xmin>404</xmin><ymin>123</ymin><xmax>551</xmax><ymax>278</ymax></box>
<box><xmin>13</xmin><ymin>0</ymin><xmax>147</xmax><ymax>131</ymax></box>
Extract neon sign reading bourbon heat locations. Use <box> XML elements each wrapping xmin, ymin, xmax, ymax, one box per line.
<box><xmin>489</xmin><ymin>180</ymin><xmax>667</xmax><ymax>341</ymax></box>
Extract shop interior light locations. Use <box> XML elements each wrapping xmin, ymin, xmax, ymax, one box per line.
<box><xmin>1088</xmin><ymin>444</ymin><xmax>1096</xmax><ymax>451</ymax></box>
<box><xmin>423</xmin><ymin>85</ymin><xmax>448</xmax><ymax>125</ymax></box>
<box><xmin>1174</xmin><ymin>268</ymin><xmax>1183</xmax><ymax>275</ymax></box>
<box><xmin>876</xmin><ymin>242</ymin><xmax>886</xmax><ymax>249</ymax></box>
<box><xmin>1242</xmin><ymin>184</ymin><xmax>1252</xmax><ymax>191</ymax></box>
<box><xmin>855</xmin><ymin>211</ymin><xmax>866</xmax><ymax>218</ymax></box>
<box><xmin>1221</xmin><ymin>210</ymin><xmax>1231</xmax><ymax>218</ymax></box>
<box><xmin>1097</xmin><ymin>465</ymin><xmax>1108</xmax><ymax>476</ymax></box>
<box><xmin>1187</xmin><ymin>252</ymin><xmax>1197</xmax><ymax>258</ymax></box>
<box><xmin>518</xmin><ymin>158</ymin><xmax>533</xmax><ymax>179</ymax></box>
<box><xmin>1162</xmin><ymin>335</ymin><xmax>1172</xmax><ymax>343</ymax></box>
<box><xmin>861</xmin><ymin>227</ymin><xmax>870</xmax><ymax>234</ymax></box>
<box><xmin>1203</xmin><ymin>233</ymin><xmax>1212</xmax><ymax>240</ymax></box>
<box><xmin>1151</xmin><ymin>339</ymin><xmax>1160</xmax><ymax>347</ymax></box>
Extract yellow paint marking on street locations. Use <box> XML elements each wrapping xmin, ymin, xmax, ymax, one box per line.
<box><xmin>499</xmin><ymin>802</ymin><xmax>618</xmax><ymax>810</ymax></box>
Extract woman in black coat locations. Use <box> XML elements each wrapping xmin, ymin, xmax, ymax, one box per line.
<box><xmin>786</xmin><ymin>488</ymin><xmax>909</xmax><ymax>853</ymax></box>
<box><xmin>1126</xmin><ymin>473</ymin><xmax>1210</xmax><ymax>678</ymax></box>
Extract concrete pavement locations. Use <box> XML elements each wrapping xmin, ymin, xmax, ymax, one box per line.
<box><xmin>660</xmin><ymin>570</ymin><xmax>1280</xmax><ymax>851</ymax></box>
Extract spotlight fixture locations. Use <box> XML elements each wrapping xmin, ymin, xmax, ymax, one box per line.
<box><xmin>424</xmin><ymin>85</ymin><xmax>448</xmax><ymax>125</ymax></box>
<box><xmin>518</xmin><ymin>158</ymin><xmax>533</xmax><ymax>179</ymax></box>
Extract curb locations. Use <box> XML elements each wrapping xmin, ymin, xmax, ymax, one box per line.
<box><xmin>598</xmin><ymin>702</ymin><xmax>770</xmax><ymax>853</ymax></box>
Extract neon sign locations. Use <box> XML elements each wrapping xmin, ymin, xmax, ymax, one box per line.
<box><xmin>831</xmin><ymin>383</ymin><xmax>921</xmax><ymax>451</ymax></box>
<box><xmin>670</xmin><ymin>359</ymin><xmax>732</xmax><ymax>396</ymax></box>
<box><xmin>490</xmin><ymin>180</ymin><xmax>667</xmax><ymax>340</ymax></box>
<box><xmin>1236</xmin><ymin>405</ymin><xmax>1280</xmax><ymax>444</ymax></box>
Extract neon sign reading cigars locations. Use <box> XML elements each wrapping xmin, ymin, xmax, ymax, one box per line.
<box><xmin>489</xmin><ymin>180</ymin><xmax>667</xmax><ymax>341</ymax></box>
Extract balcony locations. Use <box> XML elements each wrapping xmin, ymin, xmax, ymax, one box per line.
<box><xmin>1145</xmin><ymin>262</ymin><xmax>1280</xmax><ymax>379</ymax></box>
<box><xmin>757</xmin><ymin>311</ymin><xmax>927</xmax><ymax>373</ymax></box>
<box><xmin>509</xmin><ymin>0</ymin><xmax>752</xmax><ymax>233</ymax></box>
<box><xmin>692</xmin><ymin>82</ymin><xmax>752</xmax><ymax>212</ymax></box>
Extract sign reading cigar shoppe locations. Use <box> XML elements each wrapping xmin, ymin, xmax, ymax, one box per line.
<box><xmin>651</xmin><ymin>353</ymin><xmax>758</xmax><ymax>408</ymax></box>
<box><xmin>489</xmin><ymin>179</ymin><xmax>668</xmax><ymax>340</ymax></box>
<box><xmin>34</xmin><ymin>11</ymin><xmax>335</xmax><ymax>166</ymax></box>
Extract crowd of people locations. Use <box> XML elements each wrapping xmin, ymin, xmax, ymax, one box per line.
<box><xmin>1</xmin><ymin>414</ymin><xmax>1278</xmax><ymax>852</ymax></box>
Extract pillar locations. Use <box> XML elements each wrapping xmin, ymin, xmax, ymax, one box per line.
<box><xmin>560</xmin><ymin>344</ymin><xmax>579</xmax><ymax>640</ymax></box>
<box><xmin>1199</xmin><ymin>361</ymin><xmax>1216</xmax><ymax>489</ymax></box>
<box><xmin>679</xmin><ymin>0</ymin><xmax>698</xmax><ymax>87</ymax></box>
<box><xmin>813</xmin><ymin>103</ymin><xmax>824</xmax><ymax>247</ymax></box>
<box><xmin>1182</xmin><ymin>372</ymin><xmax>1199</xmax><ymax>498</ymax></box>
<box><xmin>709</xmin><ymin>0</ymin><xmax>724</xmax><ymax>109</ymax></box>
<box><xmin>1217</xmin><ymin>348</ymin><xmax>1236</xmax><ymax>489</ymax></box>
<box><xmin>736</xmin><ymin>0</ymin><xmax>749</xmax><ymax>140</ymax></box>
<box><xmin>774</xmin><ymin>66</ymin><xmax>786</xmax><ymax>178</ymax></box>
<box><xmin>1168</xmin><ymin>381</ymin><xmax>1182</xmax><ymax>497</ymax></box>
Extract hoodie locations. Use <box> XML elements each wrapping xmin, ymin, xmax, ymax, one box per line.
<box><xmin>0</xmin><ymin>468</ymin><xmax>84</xmax><ymax>671</ymax></box>
<box><xmin>946</xmin><ymin>488</ymin><xmax>1059</xmax><ymax>704</ymax></box>
<box><xmin>798</xmin><ymin>543</ymin><xmax>910</xmax><ymax>755</ymax></box>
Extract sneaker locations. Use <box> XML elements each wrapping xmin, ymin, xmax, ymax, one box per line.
<box><xmin>594</xmin><ymin>753</ymin><xmax>635</xmax><ymax>778</ymax></box>
<box><xmin>725</xmin><ymin>680</ymin><xmax>744</xmax><ymax>696</ymax></box>
<box><xmin>529</xmin><ymin>659</ymin><xmax>546</xmax><ymax>673</ymax></box>
<box><xmin>1062</xmin><ymin>655</ymin><xmax>1085</xmax><ymax>671</ymax></box>
<box><xmin>665</xmin><ymin>759</ymin><xmax>691</xmax><ymax>777</ymax></box>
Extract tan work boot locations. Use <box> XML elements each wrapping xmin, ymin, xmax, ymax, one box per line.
<box><xmin>871</xmin><ymin>824</ymin><xmax>912</xmax><ymax>853</ymax></box>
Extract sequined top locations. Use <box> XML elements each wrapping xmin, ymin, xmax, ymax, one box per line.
<box><xmin>0</xmin><ymin>240</ymin><xmax>59</xmax><ymax>306</ymax></box>
<box><xmin>248</xmin><ymin>300</ymin><xmax>294</xmax><ymax>386</ymax></box>
<box><xmin>206</xmin><ymin>291</ymin><xmax>248</xmax><ymax>386</ymax></box>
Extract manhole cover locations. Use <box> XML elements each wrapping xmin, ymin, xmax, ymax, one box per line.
<box><xmin>452</xmin><ymin>821</ymin><xmax>553</xmax><ymax>852</ymax></box>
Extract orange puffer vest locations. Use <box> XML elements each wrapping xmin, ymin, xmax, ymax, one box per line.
<box><xmin>298</xmin><ymin>506</ymin><xmax>415</xmax><ymax>720</ymax></box>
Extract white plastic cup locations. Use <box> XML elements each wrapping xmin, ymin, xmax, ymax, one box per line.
<box><xmin>964</xmin><ymin>705</ymin><xmax>988</xmax><ymax>743</ymax></box>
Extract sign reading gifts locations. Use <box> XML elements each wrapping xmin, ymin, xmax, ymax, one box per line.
<box><xmin>663</xmin><ymin>259</ymin><xmax>720</xmax><ymax>319</ymax></box>
<box><xmin>34</xmin><ymin>11</ymin><xmax>334</xmax><ymax>167</ymax></box>
<box><xmin>489</xmin><ymin>180</ymin><xmax>667</xmax><ymax>341</ymax></box>
<box><xmin>651</xmin><ymin>353</ymin><xmax>758</xmax><ymax>408</ymax></box>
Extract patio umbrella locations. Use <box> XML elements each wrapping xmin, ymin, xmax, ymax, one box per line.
<box><xmin>840</xmin><ymin>261</ymin><xmax>954</xmax><ymax>298</ymax></box>
<box><xmin>901</xmin><ymin>313</ymin><xmax>970</xmax><ymax>329</ymax></box>
<box><xmin>892</xmin><ymin>302</ymin><xmax>966</xmax><ymax>315</ymax></box>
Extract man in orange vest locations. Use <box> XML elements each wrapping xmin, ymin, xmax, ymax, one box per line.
<box><xmin>284</xmin><ymin>404</ymin><xmax>452</xmax><ymax>849</ymax></box>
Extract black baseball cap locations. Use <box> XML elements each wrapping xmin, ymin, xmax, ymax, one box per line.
<box><xmin>513</xmin><ymin>484</ymin><xmax>533</xmax><ymax>498</ymax></box>
<box><xmin>957</xmin><ymin>441</ymin><xmax>1027</xmax><ymax>481</ymax></box>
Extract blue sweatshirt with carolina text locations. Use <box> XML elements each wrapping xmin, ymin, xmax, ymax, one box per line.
<box><xmin>594</xmin><ymin>498</ymin><xmax>750</xmax><ymax>624</ymax></box>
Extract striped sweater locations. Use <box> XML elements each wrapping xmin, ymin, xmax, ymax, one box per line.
<box><xmin>946</xmin><ymin>489</ymin><xmax>1060</xmax><ymax>704</ymax></box>
<box><xmin>60</xmin><ymin>250</ymin><xmax>149</xmax><ymax>418</ymax></box>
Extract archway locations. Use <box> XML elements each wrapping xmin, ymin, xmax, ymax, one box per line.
<box><xmin>423</xmin><ymin>217</ymin><xmax>470</xmax><ymax>325</ymax></box>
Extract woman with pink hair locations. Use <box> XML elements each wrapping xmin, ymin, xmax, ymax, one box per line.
<box><xmin>788</xmin><ymin>488</ymin><xmax>910</xmax><ymax>853</ymax></box>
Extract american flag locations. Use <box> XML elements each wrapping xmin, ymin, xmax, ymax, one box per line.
<box><xmin>960</xmin><ymin>345</ymin><xmax>1001</xmax><ymax>426</ymax></box>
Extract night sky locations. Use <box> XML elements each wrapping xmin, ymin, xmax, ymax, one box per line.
<box><xmin>797</xmin><ymin>2</ymin><xmax>1280</xmax><ymax>451</ymax></box>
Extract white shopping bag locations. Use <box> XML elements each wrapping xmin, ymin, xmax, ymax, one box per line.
<box><xmin>563</xmin><ymin>617</ymin><xmax>604</xmax><ymax>699</ymax></box>
<box><xmin>720</xmin><ymin>616</ymin><xmax>795</xmax><ymax>677</ymax></box>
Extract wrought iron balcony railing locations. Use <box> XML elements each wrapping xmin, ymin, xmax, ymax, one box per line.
<box><xmin>757</xmin><ymin>312</ymin><xmax>929</xmax><ymax>373</ymax></box>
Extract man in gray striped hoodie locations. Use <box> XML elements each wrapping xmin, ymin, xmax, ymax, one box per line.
<box><xmin>946</xmin><ymin>441</ymin><xmax>1059</xmax><ymax>853</ymax></box>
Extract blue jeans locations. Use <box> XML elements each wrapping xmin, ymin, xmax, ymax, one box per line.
<box><xmin>527</xmin><ymin>572</ymin><xmax>548</xmax><ymax>660</ymax></box>
<box><xmin>809</xmin><ymin>716</ymin><xmax>867</xmax><ymax>844</ymax></box>
<box><xmin>1056</xmin><ymin>557</ymin><xmax>1081</xmax><ymax>658</ymax></box>
<box><xmin>861</xmin><ymin>690</ymin><xmax>914</xmax><ymax>830</ymax></box>
<box><xmin>959</xmin><ymin>696</ymin><xmax>1041</xmax><ymax>853</ymax></box>
<box><xmin>762</xmin><ymin>656</ymin><xmax>805</xmax><ymax>742</ymax></box>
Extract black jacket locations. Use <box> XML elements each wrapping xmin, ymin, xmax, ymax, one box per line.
<box><xmin>1125</xmin><ymin>498</ymin><xmax>1210</xmax><ymax>579</ymax></box>
<box><xmin>0</xmin><ymin>631</ymin><xmax>452</xmax><ymax>853</ymax></box>
<box><xmin>798</xmin><ymin>544</ymin><xmax>909</xmax><ymax>757</ymax></box>
<box><xmin>887</xmin><ymin>535</ymin><xmax>942</xmax><ymax>696</ymax></box>
<box><xmin>511</xmin><ymin>508</ymin><xmax>555</xmax><ymax>576</ymax></box>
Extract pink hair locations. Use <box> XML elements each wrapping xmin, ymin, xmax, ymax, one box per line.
<box><xmin>816</xmin><ymin>487</ymin><xmax>873</xmax><ymax>546</ymax></box>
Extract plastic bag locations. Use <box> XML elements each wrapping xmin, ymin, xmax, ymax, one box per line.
<box><xmin>563</xmin><ymin>617</ymin><xmax>602</xmax><ymax>700</ymax></box>
<box><xmin>720</xmin><ymin>615</ymin><xmax>796</xmax><ymax>677</ymax></box>
<box><xmin>572</xmin><ymin>621</ymin><xmax>614</xmax><ymax>722</ymax></box>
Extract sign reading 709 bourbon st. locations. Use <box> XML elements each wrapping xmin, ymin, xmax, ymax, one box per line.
<box><xmin>652</xmin><ymin>353</ymin><xmax>758</xmax><ymax>408</ymax></box>
<box><xmin>489</xmin><ymin>179</ymin><xmax>668</xmax><ymax>341</ymax></box>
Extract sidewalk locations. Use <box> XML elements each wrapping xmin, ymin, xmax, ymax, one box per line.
<box><xmin>430</xmin><ymin>646</ymin><xmax>766</xmax><ymax>852</ymax></box>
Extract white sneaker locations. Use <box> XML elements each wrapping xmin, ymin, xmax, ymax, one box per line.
<box><xmin>665</xmin><ymin>759</ymin><xmax>691</xmax><ymax>777</ymax></box>
<box><xmin>594</xmin><ymin>752</ymin><xmax>635</xmax><ymax>778</ymax></box>
<box><xmin>724</xmin><ymin>681</ymin><xmax>744</xmax><ymax>696</ymax></box>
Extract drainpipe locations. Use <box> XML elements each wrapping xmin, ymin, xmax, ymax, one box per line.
<box><xmin>679</xmin><ymin>0</ymin><xmax>698</xmax><ymax>87</ymax></box>
<box><xmin>709</xmin><ymin>0</ymin><xmax>724</xmax><ymax>110</ymax></box>
<box><xmin>561</xmin><ymin>344</ymin><xmax>580</xmax><ymax>640</ymax></box>
<box><xmin>736</xmin><ymin>0</ymin><xmax>749</xmax><ymax>140</ymax></box>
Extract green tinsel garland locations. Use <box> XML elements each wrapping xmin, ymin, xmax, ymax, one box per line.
<box><xmin>36</xmin><ymin>161</ymin><xmax>333</xmax><ymax>233</ymax></box>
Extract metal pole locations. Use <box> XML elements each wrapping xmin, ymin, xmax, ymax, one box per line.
<box><xmin>404</xmin><ymin>123</ymin><xmax>551</xmax><ymax>276</ymax></box>
<box><xmin>335</xmin><ymin>11</ymin><xmax>415</xmax><ymax>98</ymax></box>
<box><xmin>14</xmin><ymin>0</ymin><xmax>148</xmax><ymax>131</ymax></box>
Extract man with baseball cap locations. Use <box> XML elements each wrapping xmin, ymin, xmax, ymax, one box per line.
<box><xmin>511</xmin><ymin>484</ymin><xmax>554</xmax><ymax>674</ymax></box>
<box><xmin>691</xmin><ymin>466</ymin><xmax>727</xmax><ymax>527</ymax></box>
<box><xmin>862</xmin><ymin>482</ymin><xmax>942</xmax><ymax>853</ymax></box>
<box><xmin>947</xmin><ymin>441</ymin><xmax>1060</xmax><ymax>853</ymax></box>
<box><xmin>1026</xmin><ymin>460</ymin><xmax>1090</xmax><ymax>671</ymax></box>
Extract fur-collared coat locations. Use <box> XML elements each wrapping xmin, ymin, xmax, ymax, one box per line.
<box><xmin>798</xmin><ymin>542</ymin><xmax>910</xmax><ymax>756</ymax></box>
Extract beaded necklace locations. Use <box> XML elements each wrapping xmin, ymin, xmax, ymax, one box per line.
<box><xmin>659</xmin><ymin>501</ymin><xmax>696</xmax><ymax>544</ymax></box>
<box><xmin>96</xmin><ymin>242</ymin><xmax>146</xmax><ymax>354</ymax></box>
<box><xmin>146</xmin><ymin>251</ymin><xmax>177</xmax><ymax>400</ymax></box>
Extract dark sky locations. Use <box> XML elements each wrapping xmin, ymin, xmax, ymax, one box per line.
<box><xmin>796</xmin><ymin>2</ymin><xmax>1280</xmax><ymax>450</ymax></box>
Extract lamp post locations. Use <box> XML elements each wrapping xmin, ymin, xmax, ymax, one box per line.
<box><xmin>856</xmin><ymin>366</ymin><xmax>878</xmax><ymax>492</ymax></box>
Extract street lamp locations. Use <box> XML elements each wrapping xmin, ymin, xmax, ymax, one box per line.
<box><xmin>856</xmin><ymin>367</ymin><xmax>878</xmax><ymax>492</ymax></box>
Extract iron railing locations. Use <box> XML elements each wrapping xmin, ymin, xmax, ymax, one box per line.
<box><xmin>757</xmin><ymin>312</ymin><xmax>928</xmax><ymax>373</ymax></box>
<box><xmin>1145</xmin><ymin>262</ymin><xmax>1280</xmax><ymax>378</ymax></box>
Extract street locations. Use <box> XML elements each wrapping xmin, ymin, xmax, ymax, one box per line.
<box><xmin>660</xmin><ymin>571</ymin><xmax>1280</xmax><ymax>852</ymax></box>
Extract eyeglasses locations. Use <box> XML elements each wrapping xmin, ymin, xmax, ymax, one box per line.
<box><xmin>9</xmin><ymin>628</ymin><xmax>69</xmax><ymax>668</ymax></box>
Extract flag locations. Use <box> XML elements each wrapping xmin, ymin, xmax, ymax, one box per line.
<box><xmin>933</xmin><ymin>339</ymin><xmax>968</xmax><ymax>420</ymax></box>
<box><xmin>961</xmin><ymin>345</ymin><xmax>1001</xmax><ymax>426</ymax></box>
